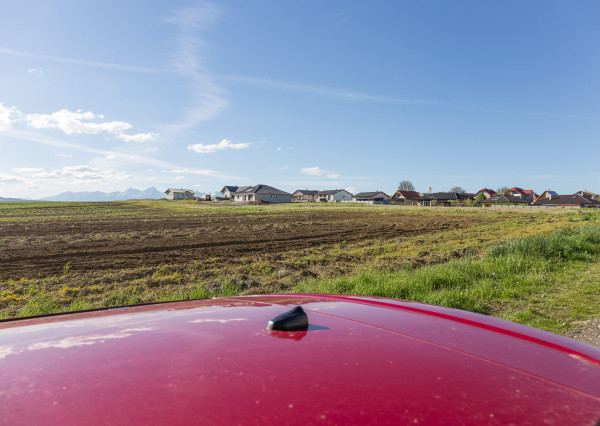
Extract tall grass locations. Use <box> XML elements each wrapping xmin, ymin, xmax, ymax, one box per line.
<box><xmin>294</xmin><ymin>226</ymin><xmax>600</xmax><ymax>325</ymax></box>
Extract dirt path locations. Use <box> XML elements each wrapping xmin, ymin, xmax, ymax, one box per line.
<box><xmin>566</xmin><ymin>320</ymin><xmax>600</xmax><ymax>349</ymax></box>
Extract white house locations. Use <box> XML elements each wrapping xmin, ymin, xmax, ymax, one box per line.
<box><xmin>231</xmin><ymin>184</ymin><xmax>292</xmax><ymax>203</ymax></box>
<box><xmin>220</xmin><ymin>186</ymin><xmax>251</xmax><ymax>199</ymax></box>
<box><xmin>315</xmin><ymin>189</ymin><xmax>353</xmax><ymax>202</ymax></box>
<box><xmin>165</xmin><ymin>188</ymin><xmax>195</xmax><ymax>200</ymax></box>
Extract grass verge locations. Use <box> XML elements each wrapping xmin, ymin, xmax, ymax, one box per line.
<box><xmin>293</xmin><ymin>225</ymin><xmax>600</xmax><ymax>334</ymax></box>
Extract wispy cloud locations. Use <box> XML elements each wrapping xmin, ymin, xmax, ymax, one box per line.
<box><xmin>0</xmin><ymin>165</ymin><xmax>132</xmax><ymax>190</ymax></box>
<box><xmin>161</xmin><ymin>2</ymin><xmax>228</xmax><ymax>132</ymax></box>
<box><xmin>23</xmin><ymin>108</ymin><xmax>159</xmax><ymax>143</ymax></box>
<box><xmin>26</xmin><ymin>109</ymin><xmax>131</xmax><ymax>135</ymax></box>
<box><xmin>13</xmin><ymin>165</ymin><xmax>131</xmax><ymax>183</ymax></box>
<box><xmin>0</xmin><ymin>172</ymin><xmax>24</xmax><ymax>184</ymax></box>
<box><xmin>0</xmin><ymin>102</ymin><xmax>21</xmax><ymax>130</ymax></box>
<box><xmin>27</xmin><ymin>68</ymin><xmax>44</xmax><ymax>78</ymax></box>
<box><xmin>4</xmin><ymin>129</ymin><xmax>241</xmax><ymax>181</ymax></box>
<box><xmin>300</xmin><ymin>166</ymin><xmax>341</xmax><ymax>179</ymax></box>
<box><xmin>220</xmin><ymin>75</ymin><xmax>446</xmax><ymax>105</ymax></box>
<box><xmin>4</xmin><ymin>128</ymin><xmax>215</xmax><ymax>175</ymax></box>
<box><xmin>117</xmin><ymin>132</ymin><xmax>159</xmax><ymax>143</ymax></box>
<box><xmin>220</xmin><ymin>75</ymin><xmax>600</xmax><ymax>121</ymax></box>
<box><xmin>188</xmin><ymin>138</ymin><xmax>252</xmax><ymax>154</ymax></box>
<box><xmin>301</xmin><ymin>166</ymin><xmax>326</xmax><ymax>176</ymax></box>
<box><xmin>165</xmin><ymin>167</ymin><xmax>215</xmax><ymax>176</ymax></box>
<box><xmin>0</xmin><ymin>47</ymin><xmax>158</xmax><ymax>73</ymax></box>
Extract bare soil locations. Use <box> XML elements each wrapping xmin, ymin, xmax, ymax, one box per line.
<box><xmin>0</xmin><ymin>204</ymin><xmax>487</xmax><ymax>280</ymax></box>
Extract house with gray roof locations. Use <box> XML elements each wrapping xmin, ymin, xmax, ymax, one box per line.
<box><xmin>414</xmin><ymin>192</ymin><xmax>472</xmax><ymax>207</ymax></box>
<box><xmin>353</xmin><ymin>191</ymin><xmax>390</xmax><ymax>203</ymax></box>
<box><xmin>220</xmin><ymin>186</ymin><xmax>252</xmax><ymax>199</ymax></box>
<box><xmin>231</xmin><ymin>184</ymin><xmax>292</xmax><ymax>203</ymax></box>
<box><xmin>533</xmin><ymin>194</ymin><xmax>600</xmax><ymax>208</ymax></box>
<box><xmin>480</xmin><ymin>194</ymin><xmax>530</xmax><ymax>207</ymax></box>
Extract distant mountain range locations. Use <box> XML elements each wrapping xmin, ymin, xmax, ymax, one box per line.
<box><xmin>0</xmin><ymin>197</ymin><xmax>29</xmax><ymax>202</ymax></box>
<box><xmin>39</xmin><ymin>187</ymin><xmax>165</xmax><ymax>202</ymax></box>
<box><xmin>0</xmin><ymin>187</ymin><xmax>222</xmax><ymax>202</ymax></box>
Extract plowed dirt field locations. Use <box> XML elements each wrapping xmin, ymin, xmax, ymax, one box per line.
<box><xmin>0</xmin><ymin>202</ymin><xmax>486</xmax><ymax>280</ymax></box>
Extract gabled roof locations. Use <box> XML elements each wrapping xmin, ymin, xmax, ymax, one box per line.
<box><xmin>293</xmin><ymin>189</ymin><xmax>320</xmax><ymax>195</ymax></box>
<box><xmin>414</xmin><ymin>192</ymin><xmax>472</xmax><ymax>201</ymax></box>
<box><xmin>414</xmin><ymin>194</ymin><xmax>435</xmax><ymax>201</ymax></box>
<box><xmin>319</xmin><ymin>189</ymin><xmax>352</xmax><ymax>196</ymax></box>
<box><xmin>540</xmin><ymin>190</ymin><xmax>558</xmax><ymax>197</ymax></box>
<box><xmin>476</xmin><ymin>188</ymin><xmax>495</xmax><ymax>195</ymax></box>
<box><xmin>233</xmin><ymin>184</ymin><xmax>291</xmax><ymax>196</ymax></box>
<box><xmin>534</xmin><ymin>195</ymin><xmax>600</xmax><ymax>206</ymax></box>
<box><xmin>354</xmin><ymin>191</ymin><xmax>389</xmax><ymax>198</ymax></box>
<box><xmin>482</xmin><ymin>194</ymin><xmax>529</xmax><ymax>204</ymax></box>
<box><xmin>230</xmin><ymin>186</ymin><xmax>252</xmax><ymax>194</ymax></box>
<box><xmin>392</xmin><ymin>190</ymin><xmax>420</xmax><ymax>200</ymax></box>
<box><xmin>221</xmin><ymin>186</ymin><xmax>239</xmax><ymax>193</ymax></box>
<box><xmin>165</xmin><ymin>188</ymin><xmax>194</xmax><ymax>194</ymax></box>
<box><xmin>510</xmin><ymin>187</ymin><xmax>527</xmax><ymax>195</ymax></box>
<box><xmin>574</xmin><ymin>190</ymin><xmax>599</xmax><ymax>199</ymax></box>
<box><xmin>424</xmin><ymin>192</ymin><xmax>470</xmax><ymax>201</ymax></box>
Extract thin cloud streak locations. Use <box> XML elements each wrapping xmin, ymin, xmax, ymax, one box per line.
<box><xmin>4</xmin><ymin>129</ymin><xmax>238</xmax><ymax>179</ymax></box>
<box><xmin>0</xmin><ymin>47</ymin><xmax>160</xmax><ymax>73</ymax></box>
<box><xmin>219</xmin><ymin>74</ymin><xmax>447</xmax><ymax>105</ymax></box>
<box><xmin>221</xmin><ymin>75</ymin><xmax>600</xmax><ymax>121</ymax></box>
<box><xmin>160</xmin><ymin>2</ymin><xmax>228</xmax><ymax>133</ymax></box>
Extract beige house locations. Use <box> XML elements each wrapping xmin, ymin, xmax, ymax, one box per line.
<box><xmin>315</xmin><ymin>189</ymin><xmax>353</xmax><ymax>202</ymax></box>
<box><xmin>292</xmin><ymin>190</ymin><xmax>320</xmax><ymax>202</ymax></box>
<box><xmin>538</xmin><ymin>190</ymin><xmax>558</xmax><ymax>201</ymax></box>
<box><xmin>165</xmin><ymin>188</ymin><xmax>195</xmax><ymax>200</ymax></box>
<box><xmin>574</xmin><ymin>190</ymin><xmax>599</xmax><ymax>200</ymax></box>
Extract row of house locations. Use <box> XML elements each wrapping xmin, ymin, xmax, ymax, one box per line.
<box><xmin>166</xmin><ymin>186</ymin><xmax>600</xmax><ymax>208</ymax></box>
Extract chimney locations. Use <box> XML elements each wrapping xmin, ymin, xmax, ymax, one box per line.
<box><xmin>549</xmin><ymin>192</ymin><xmax>552</xmax><ymax>200</ymax></box>
<box><xmin>429</xmin><ymin>187</ymin><xmax>432</xmax><ymax>193</ymax></box>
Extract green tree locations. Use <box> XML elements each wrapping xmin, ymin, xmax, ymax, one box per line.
<box><xmin>398</xmin><ymin>180</ymin><xmax>415</xmax><ymax>191</ymax></box>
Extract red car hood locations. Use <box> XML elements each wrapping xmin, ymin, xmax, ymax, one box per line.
<box><xmin>1</xmin><ymin>294</ymin><xmax>600</xmax><ymax>425</ymax></box>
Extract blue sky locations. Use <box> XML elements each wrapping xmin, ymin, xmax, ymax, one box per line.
<box><xmin>1</xmin><ymin>1</ymin><xmax>598</xmax><ymax>198</ymax></box>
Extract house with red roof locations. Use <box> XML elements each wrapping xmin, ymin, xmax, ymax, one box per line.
<box><xmin>390</xmin><ymin>190</ymin><xmax>421</xmax><ymax>205</ymax></box>
<box><xmin>474</xmin><ymin>188</ymin><xmax>496</xmax><ymax>199</ymax></box>
<box><xmin>509</xmin><ymin>187</ymin><xmax>538</xmax><ymax>202</ymax></box>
